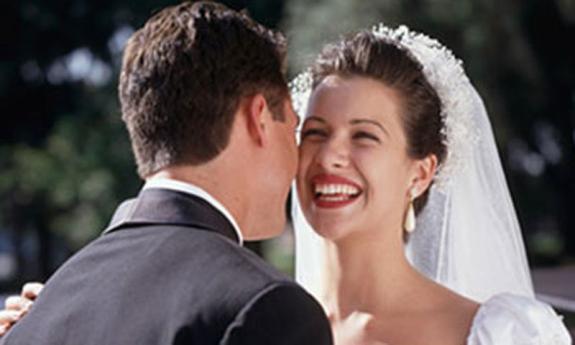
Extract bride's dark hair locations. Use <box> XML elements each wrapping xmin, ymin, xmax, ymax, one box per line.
<box><xmin>310</xmin><ymin>30</ymin><xmax>447</xmax><ymax>214</ymax></box>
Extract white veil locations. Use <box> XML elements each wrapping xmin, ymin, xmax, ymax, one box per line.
<box><xmin>291</xmin><ymin>25</ymin><xmax>534</xmax><ymax>303</ymax></box>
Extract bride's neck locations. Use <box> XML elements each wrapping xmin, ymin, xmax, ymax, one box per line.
<box><xmin>320</xmin><ymin>226</ymin><xmax>421</xmax><ymax>319</ymax></box>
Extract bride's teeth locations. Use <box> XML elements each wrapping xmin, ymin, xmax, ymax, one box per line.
<box><xmin>314</xmin><ymin>183</ymin><xmax>361</xmax><ymax>198</ymax></box>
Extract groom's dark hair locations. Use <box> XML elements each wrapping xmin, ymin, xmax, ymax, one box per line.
<box><xmin>119</xmin><ymin>1</ymin><xmax>288</xmax><ymax>178</ymax></box>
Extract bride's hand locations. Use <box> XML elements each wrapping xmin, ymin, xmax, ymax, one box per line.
<box><xmin>0</xmin><ymin>282</ymin><xmax>43</xmax><ymax>336</ymax></box>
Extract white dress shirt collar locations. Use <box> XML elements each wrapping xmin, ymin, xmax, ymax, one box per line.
<box><xmin>142</xmin><ymin>177</ymin><xmax>243</xmax><ymax>246</ymax></box>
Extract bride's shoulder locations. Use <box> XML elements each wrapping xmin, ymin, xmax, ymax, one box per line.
<box><xmin>467</xmin><ymin>293</ymin><xmax>572</xmax><ymax>344</ymax></box>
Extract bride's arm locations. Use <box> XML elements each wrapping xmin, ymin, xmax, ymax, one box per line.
<box><xmin>0</xmin><ymin>282</ymin><xmax>43</xmax><ymax>336</ymax></box>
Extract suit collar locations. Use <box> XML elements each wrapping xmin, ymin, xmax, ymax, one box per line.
<box><xmin>103</xmin><ymin>189</ymin><xmax>241</xmax><ymax>245</ymax></box>
<box><xmin>142</xmin><ymin>178</ymin><xmax>243</xmax><ymax>244</ymax></box>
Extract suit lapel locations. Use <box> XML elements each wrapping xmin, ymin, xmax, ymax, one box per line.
<box><xmin>103</xmin><ymin>188</ymin><xmax>240</xmax><ymax>244</ymax></box>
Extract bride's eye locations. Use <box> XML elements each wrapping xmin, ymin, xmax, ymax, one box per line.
<box><xmin>353</xmin><ymin>131</ymin><xmax>380</xmax><ymax>143</ymax></box>
<box><xmin>301</xmin><ymin>128</ymin><xmax>328</xmax><ymax>140</ymax></box>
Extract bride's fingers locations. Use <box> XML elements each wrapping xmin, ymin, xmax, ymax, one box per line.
<box><xmin>21</xmin><ymin>282</ymin><xmax>43</xmax><ymax>300</ymax></box>
<box><xmin>0</xmin><ymin>294</ymin><xmax>35</xmax><ymax>338</ymax></box>
<box><xmin>0</xmin><ymin>309</ymin><xmax>21</xmax><ymax>334</ymax></box>
<box><xmin>0</xmin><ymin>322</ymin><xmax>12</xmax><ymax>337</ymax></box>
<box><xmin>4</xmin><ymin>296</ymin><xmax>32</xmax><ymax>312</ymax></box>
<box><xmin>0</xmin><ymin>309</ymin><xmax>20</xmax><ymax>323</ymax></box>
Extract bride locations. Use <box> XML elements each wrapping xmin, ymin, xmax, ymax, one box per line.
<box><xmin>0</xmin><ymin>25</ymin><xmax>571</xmax><ymax>344</ymax></box>
<box><xmin>290</xmin><ymin>25</ymin><xmax>571</xmax><ymax>344</ymax></box>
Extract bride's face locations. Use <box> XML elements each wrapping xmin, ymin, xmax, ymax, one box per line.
<box><xmin>297</xmin><ymin>75</ymin><xmax>416</xmax><ymax>241</ymax></box>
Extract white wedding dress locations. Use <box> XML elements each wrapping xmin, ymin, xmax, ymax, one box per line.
<box><xmin>466</xmin><ymin>293</ymin><xmax>571</xmax><ymax>343</ymax></box>
<box><xmin>291</xmin><ymin>25</ymin><xmax>572</xmax><ymax>344</ymax></box>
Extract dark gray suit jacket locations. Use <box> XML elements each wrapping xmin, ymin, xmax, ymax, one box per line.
<box><xmin>1</xmin><ymin>188</ymin><xmax>333</xmax><ymax>344</ymax></box>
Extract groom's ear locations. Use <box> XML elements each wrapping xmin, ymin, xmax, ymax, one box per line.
<box><xmin>243</xmin><ymin>93</ymin><xmax>270</xmax><ymax>147</ymax></box>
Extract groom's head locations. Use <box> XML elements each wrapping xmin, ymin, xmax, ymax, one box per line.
<box><xmin>119</xmin><ymin>1</ymin><xmax>290</xmax><ymax>178</ymax></box>
<box><xmin>118</xmin><ymin>1</ymin><xmax>299</xmax><ymax>239</ymax></box>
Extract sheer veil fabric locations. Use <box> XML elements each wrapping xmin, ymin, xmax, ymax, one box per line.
<box><xmin>291</xmin><ymin>25</ymin><xmax>534</xmax><ymax>304</ymax></box>
<box><xmin>404</xmin><ymin>85</ymin><xmax>534</xmax><ymax>302</ymax></box>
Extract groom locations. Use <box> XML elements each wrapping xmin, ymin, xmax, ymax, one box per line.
<box><xmin>0</xmin><ymin>2</ymin><xmax>332</xmax><ymax>344</ymax></box>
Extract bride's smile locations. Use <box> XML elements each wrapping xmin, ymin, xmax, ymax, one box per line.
<box><xmin>311</xmin><ymin>173</ymin><xmax>363</xmax><ymax>208</ymax></box>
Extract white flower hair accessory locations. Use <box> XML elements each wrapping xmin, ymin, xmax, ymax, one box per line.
<box><xmin>290</xmin><ymin>25</ymin><xmax>480</xmax><ymax>190</ymax></box>
<box><xmin>289</xmin><ymin>68</ymin><xmax>313</xmax><ymax>121</ymax></box>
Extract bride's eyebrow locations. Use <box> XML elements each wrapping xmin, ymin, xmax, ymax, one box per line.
<box><xmin>303</xmin><ymin>116</ymin><xmax>326</xmax><ymax>125</ymax></box>
<box><xmin>350</xmin><ymin>118</ymin><xmax>389</xmax><ymax>136</ymax></box>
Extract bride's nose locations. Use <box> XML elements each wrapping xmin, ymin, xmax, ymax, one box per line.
<box><xmin>315</xmin><ymin>136</ymin><xmax>350</xmax><ymax>170</ymax></box>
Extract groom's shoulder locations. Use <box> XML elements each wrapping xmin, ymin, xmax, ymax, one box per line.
<box><xmin>140</xmin><ymin>226</ymin><xmax>334</xmax><ymax>344</ymax></box>
<box><xmin>180</xmin><ymin>224</ymin><xmax>294</xmax><ymax>287</ymax></box>
<box><xmin>106</xmin><ymin>222</ymin><xmax>295</xmax><ymax>290</ymax></box>
<box><xmin>187</xmin><ymin>233</ymin><xmax>333</xmax><ymax>344</ymax></box>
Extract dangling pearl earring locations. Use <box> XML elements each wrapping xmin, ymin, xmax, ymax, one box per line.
<box><xmin>404</xmin><ymin>189</ymin><xmax>417</xmax><ymax>233</ymax></box>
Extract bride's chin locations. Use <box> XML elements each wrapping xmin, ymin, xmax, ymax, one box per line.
<box><xmin>308</xmin><ymin>219</ymin><xmax>354</xmax><ymax>242</ymax></box>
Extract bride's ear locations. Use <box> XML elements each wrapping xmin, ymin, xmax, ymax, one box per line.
<box><xmin>243</xmin><ymin>93</ymin><xmax>270</xmax><ymax>147</ymax></box>
<box><xmin>409</xmin><ymin>154</ymin><xmax>438</xmax><ymax>197</ymax></box>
